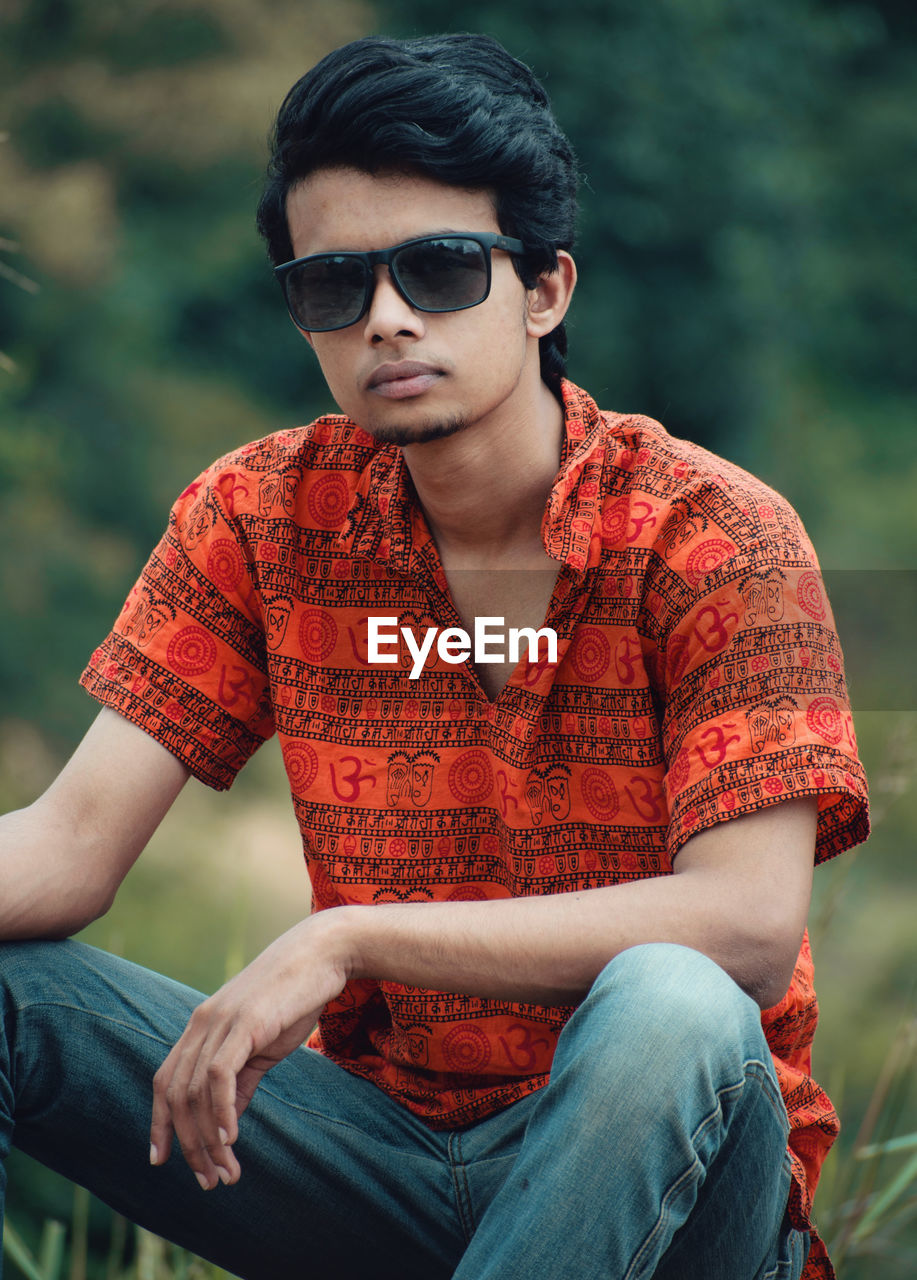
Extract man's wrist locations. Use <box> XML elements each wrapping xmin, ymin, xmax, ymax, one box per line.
<box><xmin>306</xmin><ymin>903</ymin><xmax>366</xmax><ymax>986</ymax></box>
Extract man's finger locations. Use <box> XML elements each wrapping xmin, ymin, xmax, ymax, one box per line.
<box><xmin>150</xmin><ymin>1056</ymin><xmax>176</xmax><ymax>1166</ymax></box>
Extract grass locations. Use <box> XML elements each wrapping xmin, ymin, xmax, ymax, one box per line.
<box><xmin>4</xmin><ymin>1199</ymin><xmax>231</xmax><ymax>1279</ymax></box>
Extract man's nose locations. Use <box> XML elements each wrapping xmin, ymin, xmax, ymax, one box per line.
<box><xmin>362</xmin><ymin>266</ymin><xmax>426</xmax><ymax>344</ymax></box>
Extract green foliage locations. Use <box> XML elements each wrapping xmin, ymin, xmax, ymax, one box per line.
<box><xmin>380</xmin><ymin>0</ymin><xmax>917</xmax><ymax>566</ymax></box>
<box><xmin>0</xmin><ymin>0</ymin><xmax>368</xmax><ymax>744</ymax></box>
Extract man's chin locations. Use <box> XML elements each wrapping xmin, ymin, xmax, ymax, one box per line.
<box><xmin>364</xmin><ymin>415</ymin><xmax>468</xmax><ymax>446</ymax></box>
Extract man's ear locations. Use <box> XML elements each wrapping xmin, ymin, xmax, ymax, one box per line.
<box><xmin>525</xmin><ymin>251</ymin><xmax>577</xmax><ymax>339</ymax></box>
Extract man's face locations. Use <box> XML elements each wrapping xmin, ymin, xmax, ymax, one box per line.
<box><xmin>284</xmin><ymin>167</ymin><xmax>542</xmax><ymax>445</ymax></box>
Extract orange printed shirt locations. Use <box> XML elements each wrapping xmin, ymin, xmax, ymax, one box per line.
<box><xmin>81</xmin><ymin>381</ymin><xmax>868</xmax><ymax>1279</ymax></box>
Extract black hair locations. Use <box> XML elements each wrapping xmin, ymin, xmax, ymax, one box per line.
<box><xmin>256</xmin><ymin>33</ymin><xmax>579</xmax><ymax>392</ymax></box>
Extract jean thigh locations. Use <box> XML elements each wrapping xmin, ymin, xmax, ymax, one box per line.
<box><xmin>2</xmin><ymin>939</ymin><xmax>463</xmax><ymax>1280</ymax></box>
<box><xmin>758</xmin><ymin>1208</ymin><xmax>811</xmax><ymax>1280</ymax></box>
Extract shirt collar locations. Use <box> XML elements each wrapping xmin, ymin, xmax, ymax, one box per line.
<box><xmin>336</xmin><ymin>380</ymin><xmax>610</xmax><ymax>578</ymax></box>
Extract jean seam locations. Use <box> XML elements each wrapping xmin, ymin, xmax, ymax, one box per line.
<box><xmin>448</xmin><ymin>1132</ymin><xmax>476</xmax><ymax>1244</ymax></box>
<box><xmin>624</xmin><ymin>1058</ymin><xmax>785</xmax><ymax>1280</ymax></box>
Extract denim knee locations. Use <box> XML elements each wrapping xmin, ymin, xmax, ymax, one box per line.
<box><xmin>559</xmin><ymin>943</ymin><xmax>771</xmax><ymax>1086</ymax></box>
<box><xmin>0</xmin><ymin>938</ymin><xmax>77</xmax><ymax>1009</ymax></box>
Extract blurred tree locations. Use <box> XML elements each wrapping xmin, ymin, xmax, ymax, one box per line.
<box><xmin>0</xmin><ymin>0</ymin><xmax>373</xmax><ymax>745</ymax></box>
<box><xmin>377</xmin><ymin>0</ymin><xmax>917</xmax><ymax>569</ymax></box>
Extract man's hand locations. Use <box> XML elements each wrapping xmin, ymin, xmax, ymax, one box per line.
<box><xmin>149</xmin><ymin>913</ymin><xmax>349</xmax><ymax>1189</ymax></box>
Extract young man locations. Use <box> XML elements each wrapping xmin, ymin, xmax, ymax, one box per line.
<box><xmin>0</xmin><ymin>34</ymin><xmax>867</xmax><ymax>1280</ymax></box>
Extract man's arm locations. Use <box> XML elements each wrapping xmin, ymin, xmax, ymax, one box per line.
<box><xmin>345</xmin><ymin>794</ymin><xmax>817</xmax><ymax>1011</ymax></box>
<box><xmin>150</xmin><ymin>795</ymin><xmax>816</xmax><ymax>1189</ymax></box>
<box><xmin>0</xmin><ymin>708</ymin><xmax>191</xmax><ymax>939</ymax></box>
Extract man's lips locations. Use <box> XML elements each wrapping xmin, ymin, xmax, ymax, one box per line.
<box><xmin>366</xmin><ymin>362</ymin><xmax>443</xmax><ymax>400</ymax></box>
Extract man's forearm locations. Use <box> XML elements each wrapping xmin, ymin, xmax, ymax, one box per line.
<box><xmin>324</xmin><ymin>798</ymin><xmax>817</xmax><ymax>1012</ymax></box>
<box><xmin>329</xmin><ymin>876</ymin><xmax>781</xmax><ymax>1011</ymax></box>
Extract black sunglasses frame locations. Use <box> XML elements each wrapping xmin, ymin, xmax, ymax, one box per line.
<box><xmin>274</xmin><ymin>232</ymin><xmax>528</xmax><ymax>332</ymax></box>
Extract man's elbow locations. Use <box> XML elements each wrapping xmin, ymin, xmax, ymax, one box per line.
<box><xmin>733</xmin><ymin>922</ymin><xmax>804</xmax><ymax>1011</ymax></box>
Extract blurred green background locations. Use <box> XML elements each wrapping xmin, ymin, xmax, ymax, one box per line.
<box><xmin>1</xmin><ymin>0</ymin><xmax>915</xmax><ymax>1276</ymax></box>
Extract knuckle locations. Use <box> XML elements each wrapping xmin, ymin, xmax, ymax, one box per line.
<box><xmin>206</xmin><ymin>1060</ymin><xmax>227</xmax><ymax>1084</ymax></box>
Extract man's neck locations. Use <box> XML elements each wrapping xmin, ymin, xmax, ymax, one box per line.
<box><xmin>400</xmin><ymin>378</ymin><xmax>566</xmax><ymax>569</ymax></box>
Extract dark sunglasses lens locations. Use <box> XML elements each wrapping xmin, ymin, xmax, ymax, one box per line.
<box><xmin>285</xmin><ymin>255</ymin><xmax>368</xmax><ymax>330</ymax></box>
<box><xmin>393</xmin><ymin>238</ymin><xmax>489</xmax><ymax>311</ymax></box>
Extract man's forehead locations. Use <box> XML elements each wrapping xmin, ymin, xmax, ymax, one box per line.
<box><xmin>285</xmin><ymin>166</ymin><xmax>500</xmax><ymax>257</ymax></box>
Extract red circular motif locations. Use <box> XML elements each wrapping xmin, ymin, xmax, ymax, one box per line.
<box><xmin>402</xmin><ymin>700</ymin><xmax>420</xmax><ymax>719</ymax></box>
<box><xmin>569</xmin><ymin>626</ymin><xmax>611</xmax><ymax>682</ymax></box>
<box><xmin>763</xmin><ymin>776</ymin><xmax>785</xmax><ymax>795</ymax></box>
<box><xmin>206</xmin><ymin>539</ymin><xmax>244</xmax><ymax>592</ymax></box>
<box><xmin>806</xmin><ymin>697</ymin><xmax>843</xmax><ymax>745</ymax></box>
<box><xmin>448</xmin><ymin>750</ymin><xmax>494</xmax><ymax>804</ymax></box>
<box><xmin>538</xmin><ymin>855</ymin><xmax>556</xmax><ymax>875</ymax></box>
<box><xmin>388</xmin><ymin>838</ymin><xmax>407</xmax><ymax>857</ymax></box>
<box><xmin>601</xmin><ymin>497</ymin><xmax>629</xmax><ymax>545</ymax></box>
<box><xmin>442</xmin><ymin>1023</ymin><xmax>492</xmax><ymax>1072</ymax></box>
<box><xmin>580</xmin><ymin>766</ymin><xmax>620</xmax><ymax>821</ymax></box>
<box><xmin>166</xmin><ymin>626</ymin><xmax>216</xmax><ymax>676</ymax></box>
<box><xmin>307</xmin><ymin>475</ymin><xmax>350</xmax><ymax>528</ymax></box>
<box><xmin>682</xmin><ymin>809</ymin><xmax>699</xmax><ymax>828</ymax></box>
<box><xmin>282</xmin><ymin>742</ymin><xmax>318</xmax><ymax>791</ymax></box>
<box><xmin>447</xmin><ymin>884</ymin><xmax>487</xmax><ymax>901</ymax></box>
<box><xmin>259</xmin><ymin>542</ymin><xmax>278</xmax><ymax>562</ymax></box>
<box><xmin>685</xmin><ymin>539</ymin><xmax>736</xmax><ymax>587</ymax></box>
<box><xmin>797</xmin><ymin>571</ymin><xmax>826</xmax><ymax>621</ymax></box>
<box><xmin>667</xmin><ymin>751</ymin><xmax>690</xmax><ymax>795</ymax></box>
<box><xmin>299</xmin><ymin>608</ymin><xmax>338</xmax><ymax>661</ymax></box>
<box><xmin>751</xmin><ymin>655</ymin><xmax>769</xmax><ymax>672</ymax></box>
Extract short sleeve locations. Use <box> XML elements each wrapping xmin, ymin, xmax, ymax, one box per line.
<box><xmin>652</xmin><ymin>510</ymin><xmax>869</xmax><ymax>863</ymax></box>
<box><xmin>80</xmin><ymin>460</ymin><xmax>274</xmax><ymax>790</ymax></box>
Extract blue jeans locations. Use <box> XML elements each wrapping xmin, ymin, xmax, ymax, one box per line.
<box><xmin>0</xmin><ymin>939</ymin><xmax>810</xmax><ymax>1280</ymax></box>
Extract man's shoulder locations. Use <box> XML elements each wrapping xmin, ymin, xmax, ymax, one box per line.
<box><xmin>588</xmin><ymin>405</ymin><xmax>812</xmax><ymax>557</ymax></box>
<box><xmin>211</xmin><ymin>414</ymin><xmax>377</xmax><ymax>478</ymax></box>
<box><xmin>172</xmin><ymin>414</ymin><xmax>382</xmax><ymax>526</ymax></box>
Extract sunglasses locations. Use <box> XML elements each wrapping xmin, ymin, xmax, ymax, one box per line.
<box><xmin>274</xmin><ymin>232</ymin><xmax>527</xmax><ymax>333</ymax></box>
